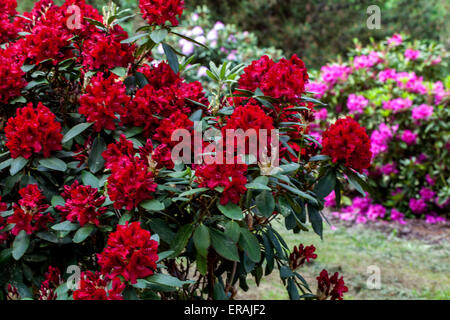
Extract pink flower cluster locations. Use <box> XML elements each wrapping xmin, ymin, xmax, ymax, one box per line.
<box><xmin>382</xmin><ymin>97</ymin><xmax>412</xmax><ymax>113</ymax></box>
<box><xmin>346</xmin><ymin>94</ymin><xmax>368</xmax><ymax>114</ymax></box>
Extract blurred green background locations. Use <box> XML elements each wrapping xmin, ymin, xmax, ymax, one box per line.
<box><xmin>17</xmin><ymin>0</ymin><xmax>450</xmax><ymax>68</ymax></box>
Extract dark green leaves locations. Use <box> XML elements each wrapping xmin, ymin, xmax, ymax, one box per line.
<box><xmin>51</xmin><ymin>221</ymin><xmax>79</xmax><ymax>232</ymax></box>
<box><xmin>162</xmin><ymin>43</ymin><xmax>179</xmax><ymax>74</ymax></box>
<box><xmin>39</xmin><ymin>157</ymin><xmax>67</xmax><ymax>172</ymax></box>
<box><xmin>10</xmin><ymin>157</ymin><xmax>28</xmax><ymax>176</ymax></box>
<box><xmin>218</xmin><ymin>202</ymin><xmax>244</xmax><ymax>220</ymax></box>
<box><xmin>255</xmin><ymin>191</ymin><xmax>275</xmax><ymax>217</ymax></box>
<box><xmin>62</xmin><ymin>122</ymin><xmax>93</xmax><ymax>143</ymax></box>
<box><xmin>150</xmin><ymin>29</ymin><xmax>169</xmax><ymax>43</ymax></box>
<box><xmin>170</xmin><ymin>224</ymin><xmax>194</xmax><ymax>257</ymax></box>
<box><xmin>314</xmin><ymin>169</ymin><xmax>336</xmax><ymax>199</ymax></box>
<box><xmin>239</xmin><ymin>229</ymin><xmax>261</xmax><ymax>263</ymax></box>
<box><xmin>193</xmin><ymin>224</ymin><xmax>210</xmax><ymax>257</ymax></box>
<box><xmin>12</xmin><ymin>230</ymin><xmax>30</xmax><ymax>260</ymax></box>
<box><xmin>140</xmin><ymin>199</ymin><xmax>165</xmax><ymax>211</ymax></box>
<box><xmin>307</xmin><ymin>205</ymin><xmax>323</xmax><ymax>239</ymax></box>
<box><xmin>88</xmin><ymin>136</ymin><xmax>106</xmax><ymax>174</ymax></box>
<box><xmin>73</xmin><ymin>224</ymin><xmax>95</xmax><ymax>243</ymax></box>
<box><xmin>210</xmin><ymin>229</ymin><xmax>239</xmax><ymax>261</ymax></box>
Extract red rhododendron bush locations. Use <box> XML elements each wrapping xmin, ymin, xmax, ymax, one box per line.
<box><xmin>0</xmin><ymin>0</ymin><xmax>373</xmax><ymax>300</ymax></box>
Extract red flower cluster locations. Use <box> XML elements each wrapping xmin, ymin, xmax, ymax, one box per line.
<box><xmin>21</xmin><ymin>24</ymin><xmax>73</xmax><ymax>65</ymax></box>
<box><xmin>73</xmin><ymin>271</ymin><xmax>125</xmax><ymax>300</ymax></box>
<box><xmin>321</xmin><ymin>117</ymin><xmax>372</xmax><ymax>172</ymax></box>
<box><xmin>38</xmin><ymin>266</ymin><xmax>62</xmax><ymax>300</ymax></box>
<box><xmin>123</xmin><ymin>63</ymin><xmax>207</xmax><ymax>137</ymax></box>
<box><xmin>56</xmin><ymin>181</ymin><xmax>107</xmax><ymax>226</ymax></box>
<box><xmin>81</xmin><ymin>26</ymin><xmax>135</xmax><ymax>71</ymax></box>
<box><xmin>0</xmin><ymin>45</ymin><xmax>27</xmax><ymax>104</ymax></box>
<box><xmin>0</xmin><ymin>0</ymin><xmax>18</xmax><ymax>44</ymax></box>
<box><xmin>5</xmin><ymin>102</ymin><xmax>63</xmax><ymax>159</ymax></box>
<box><xmin>195</xmin><ymin>162</ymin><xmax>248</xmax><ymax>205</ymax></box>
<box><xmin>79</xmin><ymin>73</ymin><xmax>131</xmax><ymax>132</ymax></box>
<box><xmin>222</xmin><ymin>101</ymin><xmax>275</xmax><ymax>158</ymax></box>
<box><xmin>97</xmin><ymin>222</ymin><xmax>159</xmax><ymax>284</ymax></box>
<box><xmin>154</xmin><ymin>110</ymin><xmax>194</xmax><ymax>146</ymax></box>
<box><xmin>289</xmin><ymin>244</ymin><xmax>317</xmax><ymax>269</ymax></box>
<box><xmin>7</xmin><ymin>185</ymin><xmax>54</xmax><ymax>236</ymax></box>
<box><xmin>316</xmin><ymin>269</ymin><xmax>348</xmax><ymax>300</ymax></box>
<box><xmin>238</xmin><ymin>55</ymin><xmax>309</xmax><ymax>103</ymax></box>
<box><xmin>139</xmin><ymin>0</ymin><xmax>184</xmax><ymax>26</ymax></box>
<box><xmin>103</xmin><ymin>135</ymin><xmax>157</xmax><ymax>210</ymax></box>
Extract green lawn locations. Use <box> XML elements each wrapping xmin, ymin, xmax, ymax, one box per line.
<box><xmin>238</xmin><ymin>220</ymin><xmax>450</xmax><ymax>300</ymax></box>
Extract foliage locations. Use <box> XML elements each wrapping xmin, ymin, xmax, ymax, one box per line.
<box><xmin>307</xmin><ymin>34</ymin><xmax>449</xmax><ymax>224</ymax></box>
<box><xmin>0</xmin><ymin>0</ymin><xmax>372</xmax><ymax>300</ymax></box>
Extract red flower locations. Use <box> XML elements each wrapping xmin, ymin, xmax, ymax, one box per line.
<box><xmin>238</xmin><ymin>55</ymin><xmax>275</xmax><ymax>92</ymax></box>
<box><xmin>316</xmin><ymin>269</ymin><xmax>348</xmax><ymax>300</ymax></box>
<box><xmin>0</xmin><ymin>0</ymin><xmax>18</xmax><ymax>44</ymax></box>
<box><xmin>139</xmin><ymin>0</ymin><xmax>184</xmax><ymax>26</ymax></box>
<box><xmin>79</xmin><ymin>73</ymin><xmax>130</xmax><ymax>132</ymax></box>
<box><xmin>5</xmin><ymin>102</ymin><xmax>63</xmax><ymax>159</ymax></box>
<box><xmin>238</xmin><ymin>55</ymin><xmax>309</xmax><ymax>104</ymax></box>
<box><xmin>139</xmin><ymin>141</ymin><xmax>175</xmax><ymax>171</ymax></box>
<box><xmin>97</xmin><ymin>222</ymin><xmax>159</xmax><ymax>284</ymax></box>
<box><xmin>103</xmin><ymin>134</ymin><xmax>136</xmax><ymax>169</ymax></box>
<box><xmin>56</xmin><ymin>181</ymin><xmax>107</xmax><ymax>227</ymax></box>
<box><xmin>321</xmin><ymin>117</ymin><xmax>372</xmax><ymax>172</ymax></box>
<box><xmin>0</xmin><ymin>44</ymin><xmax>27</xmax><ymax>104</ymax></box>
<box><xmin>195</xmin><ymin>162</ymin><xmax>248</xmax><ymax>205</ymax></box>
<box><xmin>38</xmin><ymin>266</ymin><xmax>62</xmax><ymax>300</ymax></box>
<box><xmin>22</xmin><ymin>24</ymin><xmax>73</xmax><ymax>65</ymax></box>
<box><xmin>154</xmin><ymin>110</ymin><xmax>194</xmax><ymax>146</ymax></box>
<box><xmin>81</xmin><ymin>25</ymin><xmax>135</xmax><ymax>70</ymax></box>
<box><xmin>73</xmin><ymin>271</ymin><xmax>125</xmax><ymax>300</ymax></box>
<box><xmin>289</xmin><ymin>244</ymin><xmax>317</xmax><ymax>269</ymax></box>
<box><xmin>7</xmin><ymin>185</ymin><xmax>53</xmax><ymax>236</ymax></box>
<box><xmin>107</xmin><ymin>157</ymin><xmax>157</xmax><ymax>210</ymax></box>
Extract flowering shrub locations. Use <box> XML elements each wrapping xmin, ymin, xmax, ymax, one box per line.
<box><xmin>307</xmin><ymin>34</ymin><xmax>449</xmax><ymax>224</ymax></box>
<box><xmin>0</xmin><ymin>0</ymin><xmax>372</xmax><ymax>300</ymax></box>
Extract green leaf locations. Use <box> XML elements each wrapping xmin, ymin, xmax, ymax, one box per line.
<box><xmin>196</xmin><ymin>252</ymin><xmax>207</xmax><ymax>276</ymax></box>
<box><xmin>156</xmin><ymin>250</ymin><xmax>174</xmax><ymax>262</ymax></box>
<box><xmin>309</xmin><ymin>155</ymin><xmax>331</xmax><ymax>162</ymax></box>
<box><xmin>213</xmin><ymin>281</ymin><xmax>228</xmax><ymax>300</ymax></box>
<box><xmin>280</xmin><ymin>265</ymin><xmax>294</xmax><ymax>279</ymax></box>
<box><xmin>193</xmin><ymin>224</ymin><xmax>210</xmax><ymax>257</ymax></box>
<box><xmin>51</xmin><ymin>221</ymin><xmax>79</xmax><ymax>232</ymax></box>
<box><xmin>147</xmin><ymin>273</ymin><xmax>191</xmax><ymax>288</ymax></box>
<box><xmin>224</xmin><ymin>221</ymin><xmax>240</xmax><ymax>243</ymax></box>
<box><xmin>170</xmin><ymin>224</ymin><xmax>194</xmax><ymax>257</ymax></box>
<box><xmin>210</xmin><ymin>229</ymin><xmax>239</xmax><ymax>262</ymax></box>
<box><xmin>239</xmin><ymin>228</ymin><xmax>261</xmax><ymax>263</ymax></box>
<box><xmin>51</xmin><ymin>195</ymin><xmax>65</xmax><ymax>207</ymax></box>
<box><xmin>88</xmin><ymin>136</ymin><xmax>106</xmax><ymax>174</ymax></box>
<box><xmin>72</xmin><ymin>224</ymin><xmax>95</xmax><ymax>243</ymax></box>
<box><xmin>255</xmin><ymin>191</ymin><xmax>275</xmax><ymax>217</ymax></box>
<box><xmin>120</xmin><ymin>32</ymin><xmax>148</xmax><ymax>44</ymax></box>
<box><xmin>10</xmin><ymin>157</ymin><xmax>28</xmax><ymax>176</ymax></box>
<box><xmin>0</xmin><ymin>158</ymin><xmax>12</xmax><ymax>171</ymax></box>
<box><xmin>119</xmin><ymin>212</ymin><xmax>132</xmax><ymax>225</ymax></box>
<box><xmin>276</xmin><ymin>182</ymin><xmax>318</xmax><ymax>205</ymax></box>
<box><xmin>81</xmin><ymin>171</ymin><xmax>100</xmax><ymax>189</ymax></box>
<box><xmin>314</xmin><ymin>169</ymin><xmax>336</xmax><ymax>199</ymax></box>
<box><xmin>218</xmin><ymin>203</ymin><xmax>244</xmax><ymax>220</ymax></box>
<box><xmin>179</xmin><ymin>187</ymin><xmax>209</xmax><ymax>198</ymax></box>
<box><xmin>140</xmin><ymin>199</ymin><xmax>165</xmax><ymax>211</ymax></box>
<box><xmin>162</xmin><ymin>43</ymin><xmax>179</xmax><ymax>74</ymax></box>
<box><xmin>12</xmin><ymin>230</ymin><xmax>30</xmax><ymax>260</ymax></box>
<box><xmin>308</xmin><ymin>205</ymin><xmax>323</xmax><ymax>239</ymax></box>
<box><xmin>39</xmin><ymin>158</ymin><xmax>67</xmax><ymax>172</ymax></box>
<box><xmin>150</xmin><ymin>29</ymin><xmax>169</xmax><ymax>43</ymax></box>
<box><xmin>110</xmin><ymin>67</ymin><xmax>127</xmax><ymax>78</ymax></box>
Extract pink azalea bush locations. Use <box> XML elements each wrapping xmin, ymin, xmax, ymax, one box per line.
<box><xmin>308</xmin><ymin>34</ymin><xmax>449</xmax><ymax>225</ymax></box>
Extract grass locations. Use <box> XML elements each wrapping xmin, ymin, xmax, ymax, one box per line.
<box><xmin>237</xmin><ymin>220</ymin><xmax>450</xmax><ymax>300</ymax></box>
